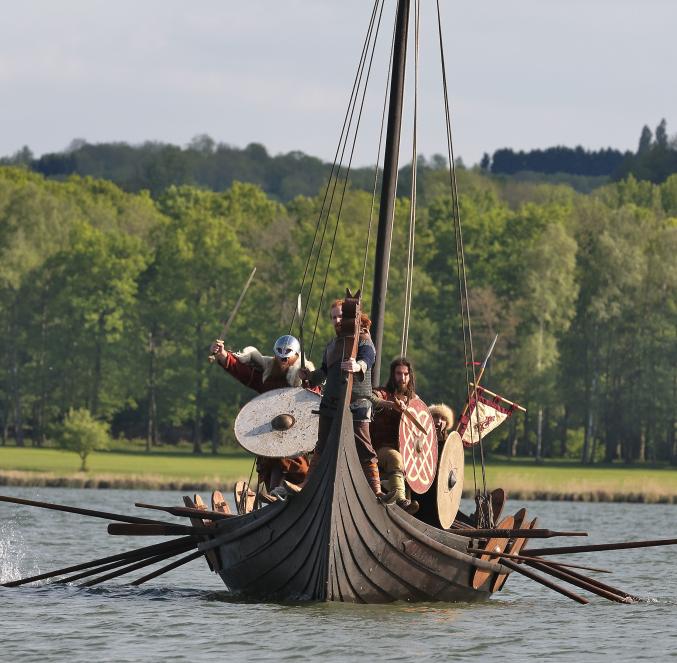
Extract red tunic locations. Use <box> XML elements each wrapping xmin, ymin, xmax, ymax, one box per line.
<box><xmin>219</xmin><ymin>351</ymin><xmax>290</xmax><ymax>393</ymax></box>
<box><xmin>219</xmin><ymin>351</ymin><xmax>311</xmax><ymax>489</ymax></box>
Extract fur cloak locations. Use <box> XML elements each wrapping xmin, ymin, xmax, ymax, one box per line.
<box><xmin>236</xmin><ymin>346</ymin><xmax>315</xmax><ymax>388</ymax></box>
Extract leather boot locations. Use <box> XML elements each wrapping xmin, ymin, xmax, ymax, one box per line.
<box><xmin>389</xmin><ymin>470</ymin><xmax>419</xmax><ymax>515</ymax></box>
<box><xmin>363</xmin><ymin>460</ymin><xmax>383</xmax><ymax>496</ymax></box>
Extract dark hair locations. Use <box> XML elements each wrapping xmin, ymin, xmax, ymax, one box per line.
<box><xmin>385</xmin><ymin>357</ymin><xmax>416</xmax><ymax>399</ymax></box>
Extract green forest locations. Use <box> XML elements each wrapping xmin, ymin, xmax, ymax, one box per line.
<box><xmin>0</xmin><ymin>161</ymin><xmax>675</xmax><ymax>464</ymax></box>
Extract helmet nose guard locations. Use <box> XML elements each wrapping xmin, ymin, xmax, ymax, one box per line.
<box><xmin>273</xmin><ymin>335</ymin><xmax>301</xmax><ymax>360</ymax></box>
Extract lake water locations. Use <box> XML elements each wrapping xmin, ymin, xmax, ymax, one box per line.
<box><xmin>1</xmin><ymin>487</ymin><xmax>675</xmax><ymax>662</ymax></box>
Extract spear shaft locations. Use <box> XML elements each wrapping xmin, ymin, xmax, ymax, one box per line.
<box><xmin>456</xmin><ymin>334</ymin><xmax>498</xmax><ymax>433</ymax></box>
<box><xmin>208</xmin><ymin>266</ymin><xmax>257</xmax><ymax>363</ymax></box>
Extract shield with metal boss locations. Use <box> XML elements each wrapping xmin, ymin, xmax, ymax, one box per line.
<box><xmin>234</xmin><ymin>387</ymin><xmax>320</xmax><ymax>458</ymax></box>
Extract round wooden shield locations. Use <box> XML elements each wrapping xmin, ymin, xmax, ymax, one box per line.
<box><xmin>399</xmin><ymin>397</ymin><xmax>438</xmax><ymax>494</ymax></box>
<box><xmin>471</xmin><ymin>515</ymin><xmax>515</xmax><ymax>590</ymax></box>
<box><xmin>234</xmin><ymin>387</ymin><xmax>320</xmax><ymax>458</ymax></box>
<box><xmin>436</xmin><ymin>431</ymin><xmax>465</xmax><ymax>529</ymax></box>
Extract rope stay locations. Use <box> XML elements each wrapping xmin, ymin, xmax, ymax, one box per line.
<box><xmin>304</xmin><ymin>0</ymin><xmax>388</xmax><ymax>357</ymax></box>
<box><xmin>400</xmin><ymin>0</ymin><xmax>421</xmax><ymax>358</ymax></box>
<box><xmin>290</xmin><ymin>0</ymin><xmax>383</xmax><ymax>339</ymax></box>
<box><xmin>434</xmin><ymin>0</ymin><xmax>489</xmax><ymax>504</ymax></box>
<box><xmin>286</xmin><ymin>1</ymin><xmax>492</xmax><ymax>515</ymax></box>
<box><xmin>360</xmin><ymin>6</ymin><xmax>398</xmax><ymax>295</ymax></box>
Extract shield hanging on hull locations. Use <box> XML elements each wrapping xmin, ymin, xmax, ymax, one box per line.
<box><xmin>436</xmin><ymin>431</ymin><xmax>465</xmax><ymax>529</ymax></box>
<box><xmin>234</xmin><ymin>387</ymin><xmax>320</xmax><ymax>458</ymax></box>
<box><xmin>399</xmin><ymin>397</ymin><xmax>437</xmax><ymax>494</ymax></box>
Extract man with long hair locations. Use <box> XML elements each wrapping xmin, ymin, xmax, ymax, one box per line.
<box><xmin>371</xmin><ymin>357</ymin><xmax>419</xmax><ymax>513</ymax></box>
<box><xmin>298</xmin><ymin>298</ymin><xmax>382</xmax><ymax>496</ymax></box>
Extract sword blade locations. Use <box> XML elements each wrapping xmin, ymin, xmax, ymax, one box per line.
<box><xmin>401</xmin><ymin>405</ymin><xmax>428</xmax><ymax>436</ymax></box>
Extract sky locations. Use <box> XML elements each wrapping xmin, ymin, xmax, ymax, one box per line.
<box><xmin>1</xmin><ymin>0</ymin><xmax>675</xmax><ymax>167</ymax></box>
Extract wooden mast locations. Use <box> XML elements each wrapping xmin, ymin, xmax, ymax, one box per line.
<box><xmin>370</xmin><ymin>0</ymin><xmax>410</xmax><ymax>385</ymax></box>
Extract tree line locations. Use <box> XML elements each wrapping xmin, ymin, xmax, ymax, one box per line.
<box><xmin>0</xmin><ymin>165</ymin><xmax>675</xmax><ymax>463</ymax></box>
<box><xmin>486</xmin><ymin>119</ymin><xmax>677</xmax><ymax>183</ymax></box>
<box><xmin>3</xmin><ymin>120</ymin><xmax>675</xmax><ymax>203</ymax></box>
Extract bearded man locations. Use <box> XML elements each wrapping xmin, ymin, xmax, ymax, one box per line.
<box><xmin>297</xmin><ymin>298</ymin><xmax>382</xmax><ymax>496</ymax></box>
<box><xmin>370</xmin><ymin>357</ymin><xmax>419</xmax><ymax>513</ymax></box>
<box><xmin>210</xmin><ymin>334</ymin><xmax>315</xmax><ymax>491</ymax></box>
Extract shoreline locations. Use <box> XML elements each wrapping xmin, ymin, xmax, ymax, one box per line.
<box><xmin>2</xmin><ymin>471</ymin><xmax>676</xmax><ymax>504</ymax></box>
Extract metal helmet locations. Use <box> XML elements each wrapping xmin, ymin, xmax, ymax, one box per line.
<box><xmin>273</xmin><ymin>335</ymin><xmax>301</xmax><ymax>360</ymax></box>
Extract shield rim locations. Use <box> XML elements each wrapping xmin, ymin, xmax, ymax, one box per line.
<box><xmin>436</xmin><ymin>431</ymin><xmax>465</xmax><ymax>529</ymax></box>
<box><xmin>398</xmin><ymin>397</ymin><xmax>438</xmax><ymax>494</ymax></box>
<box><xmin>234</xmin><ymin>387</ymin><xmax>320</xmax><ymax>458</ymax></box>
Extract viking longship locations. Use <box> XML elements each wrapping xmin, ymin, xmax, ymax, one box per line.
<box><xmin>4</xmin><ymin>0</ymin><xmax>674</xmax><ymax>605</ymax></box>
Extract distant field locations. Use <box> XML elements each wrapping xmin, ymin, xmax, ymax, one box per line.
<box><xmin>483</xmin><ymin>461</ymin><xmax>677</xmax><ymax>502</ymax></box>
<box><xmin>1</xmin><ymin>446</ymin><xmax>676</xmax><ymax>501</ymax></box>
<box><xmin>0</xmin><ymin>446</ymin><xmax>254</xmax><ymax>489</ymax></box>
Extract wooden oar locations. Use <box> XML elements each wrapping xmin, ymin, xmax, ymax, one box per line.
<box><xmin>2</xmin><ymin>536</ymin><xmax>197</xmax><ymax>587</ymax></box>
<box><xmin>55</xmin><ymin>540</ymin><xmax>196</xmax><ymax>584</ymax></box>
<box><xmin>523</xmin><ymin>558</ymin><xmax>634</xmax><ymax>604</ymax></box>
<box><xmin>131</xmin><ymin>550</ymin><xmax>204</xmax><ymax>586</ymax></box>
<box><xmin>536</xmin><ymin>560</ymin><xmax>637</xmax><ymax>601</ymax></box>
<box><xmin>523</xmin><ymin>537</ymin><xmax>677</xmax><ymax>557</ymax></box>
<box><xmin>107</xmin><ymin>523</ymin><xmax>213</xmax><ymax>537</ymax></box>
<box><xmin>466</xmin><ymin>547</ymin><xmax>612</xmax><ymax>574</ymax></box>
<box><xmin>80</xmin><ymin>546</ymin><xmax>195</xmax><ymax>587</ymax></box>
<box><xmin>453</xmin><ymin>528</ymin><xmax>587</xmax><ymax>539</ymax></box>
<box><xmin>0</xmin><ymin>494</ymin><xmax>168</xmax><ymax>525</ymax></box>
<box><xmin>498</xmin><ymin>559</ymin><xmax>589</xmax><ymax>604</ymax></box>
<box><xmin>135</xmin><ymin>502</ymin><xmax>234</xmax><ymax>521</ymax></box>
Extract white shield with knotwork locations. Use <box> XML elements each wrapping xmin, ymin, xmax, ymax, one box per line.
<box><xmin>234</xmin><ymin>387</ymin><xmax>320</xmax><ymax>458</ymax></box>
<box><xmin>398</xmin><ymin>398</ymin><xmax>438</xmax><ymax>494</ymax></box>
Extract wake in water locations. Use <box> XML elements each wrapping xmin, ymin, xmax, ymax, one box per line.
<box><xmin>0</xmin><ymin>519</ymin><xmax>40</xmax><ymax>584</ymax></box>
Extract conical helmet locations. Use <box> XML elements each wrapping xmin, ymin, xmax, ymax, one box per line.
<box><xmin>273</xmin><ymin>335</ymin><xmax>300</xmax><ymax>360</ymax></box>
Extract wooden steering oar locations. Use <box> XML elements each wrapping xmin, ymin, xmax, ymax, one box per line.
<box><xmin>0</xmin><ymin>494</ymin><xmax>169</xmax><ymax>526</ymax></box>
<box><xmin>107</xmin><ymin>523</ymin><xmax>213</xmax><ymax>537</ymax></box>
<box><xmin>456</xmin><ymin>528</ymin><xmax>587</xmax><ymax>539</ymax></box>
<box><xmin>523</xmin><ymin>537</ymin><xmax>677</xmax><ymax>557</ymax></box>
<box><xmin>131</xmin><ymin>550</ymin><xmax>204</xmax><ymax>586</ymax></box>
<box><xmin>2</xmin><ymin>536</ymin><xmax>196</xmax><ymax>587</ymax></box>
<box><xmin>498</xmin><ymin>558</ymin><xmax>589</xmax><ymax>604</ymax></box>
<box><xmin>55</xmin><ymin>539</ymin><xmax>197</xmax><ymax>585</ymax></box>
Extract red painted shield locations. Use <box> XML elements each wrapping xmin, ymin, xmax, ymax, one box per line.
<box><xmin>398</xmin><ymin>398</ymin><xmax>438</xmax><ymax>494</ymax></box>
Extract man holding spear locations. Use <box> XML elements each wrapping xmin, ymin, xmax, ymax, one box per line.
<box><xmin>210</xmin><ymin>335</ymin><xmax>316</xmax><ymax>492</ymax></box>
<box><xmin>208</xmin><ymin>268</ymin><xmax>316</xmax><ymax>493</ymax></box>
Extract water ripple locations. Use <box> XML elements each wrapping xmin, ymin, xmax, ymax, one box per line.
<box><xmin>1</xmin><ymin>489</ymin><xmax>675</xmax><ymax>661</ymax></box>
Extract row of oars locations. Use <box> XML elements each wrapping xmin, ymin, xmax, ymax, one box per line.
<box><xmin>460</xmin><ymin>520</ymin><xmax>677</xmax><ymax>604</ymax></box>
<box><xmin>0</xmin><ymin>494</ymin><xmax>229</xmax><ymax>589</ymax></box>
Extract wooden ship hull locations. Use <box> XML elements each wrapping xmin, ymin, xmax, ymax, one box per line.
<box><xmin>205</xmin><ymin>381</ymin><xmax>501</xmax><ymax>603</ymax></box>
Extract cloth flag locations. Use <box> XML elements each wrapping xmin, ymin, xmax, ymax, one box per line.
<box><xmin>457</xmin><ymin>385</ymin><xmax>517</xmax><ymax>448</ymax></box>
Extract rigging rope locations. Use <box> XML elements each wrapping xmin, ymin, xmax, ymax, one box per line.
<box><xmin>307</xmin><ymin>0</ymin><xmax>387</xmax><ymax>357</ymax></box>
<box><xmin>401</xmin><ymin>0</ymin><xmax>420</xmax><ymax>358</ymax></box>
<box><xmin>360</xmin><ymin>8</ymin><xmax>397</xmax><ymax>294</ymax></box>
<box><xmin>434</xmin><ymin>0</ymin><xmax>489</xmax><ymax>503</ymax></box>
<box><xmin>290</xmin><ymin>0</ymin><xmax>382</xmax><ymax>338</ymax></box>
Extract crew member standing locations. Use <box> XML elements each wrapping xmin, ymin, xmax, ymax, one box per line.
<box><xmin>299</xmin><ymin>298</ymin><xmax>382</xmax><ymax>496</ymax></box>
<box><xmin>210</xmin><ymin>335</ymin><xmax>315</xmax><ymax>491</ymax></box>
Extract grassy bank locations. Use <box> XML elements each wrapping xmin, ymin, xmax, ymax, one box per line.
<box><xmin>1</xmin><ymin>446</ymin><xmax>677</xmax><ymax>502</ymax></box>
<box><xmin>0</xmin><ymin>447</ymin><xmax>252</xmax><ymax>491</ymax></box>
<box><xmin>481</xmin><ymin>461</ymin><xmax>677</xmax><ymax>503</ymax></box>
